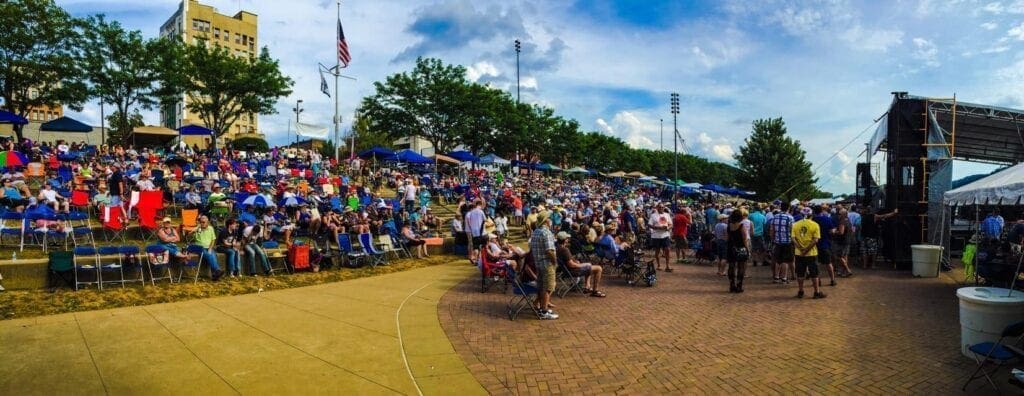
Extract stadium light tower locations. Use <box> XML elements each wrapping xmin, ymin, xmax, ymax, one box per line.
<box><xmin>671</xmin><ymin>93</ymin><xmax>680</xmax><ymax>185</ymax></box>
<box><xmin>514</xmin><ymin>39</ymin><xmax>521</xmax><ymax>103</ymax></box>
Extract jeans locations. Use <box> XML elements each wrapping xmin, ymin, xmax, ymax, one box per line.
<box><xmin>244</xmin><ymin>243</ymin><xmax>270</xmax><ymax>275</ymax></box>
<box><xmin>201</xmin><ymin>249</ymin><xmax>221</xmax><ymax>272</ymax></box>
<box><xmin>404</xmin><ymin>199</ymin><xmax>414</xmax><ymax>213</ymax></box>
<box><xmin>223</xmin><ymin>249</ymin><xmax>239</xmax><ymax>274</ymax></box>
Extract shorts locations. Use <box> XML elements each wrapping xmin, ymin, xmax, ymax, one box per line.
<box><xmin>773</xmin><ymin>243</ymin><xmax>794</xmax><ymax>263</ymax></box>
<box><xmin>541</xmin><ymin>264</ymin><xmax>557</xmax><ymax>292</ymax></box>
<box><xmin>715</xmin><ymin>240</ymin><xmax>728</xmax><ymax>258</ymax></box>
<box><xmin>795</xmin><ymin>256</ymin><xmax>820</xmax><ymax>279</ymax></box>
<box><xmin>817</xmin><ymin>252</ymin><xmax>832</xmax><ymax>265</ymax></box>
<box><xmin>673</xmin><ymin>235</ymin><xmax>688</xmax><ymax>248</ymax></box>
<box><xmin>514</xmin><ymin>209</ymin><xmax>523</xmax><ymax>217</ymax></box>
<box><xmin>573</xmin><ymin>264</ymin><xmax>593</xmax><ymax>276</ymax></box>
<box><xmin>860</xmin><ymin>237</ymin><xmax>879</xmax><ymax>255</ymax></box>
<box><xmin>650</xmin><ymin>237</ymin><xmax>670</xmax><ymax>249</ymax></box>
<box><xmin>751</xmin><ymin>236</ymin><xmax>766</xmax><ymax>253</ymax></box>
<box><xmin>832</xmin><ymin>244</ymin><xmax>850</xmax><ymax>258</ymax></box>
<box><xmin>109</xmin><ymin>195</ymin><xmax>122</xmax><ymax>206</ymax></box>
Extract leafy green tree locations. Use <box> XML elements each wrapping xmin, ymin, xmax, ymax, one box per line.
<box><xmin>231</xmin><ymin>136</ymin><xmax>269</xmax><ymax>152</ymax></box>
<box><xmin>0</xmin><ymin>0</ymin><xmax>89</xmax><ymax>142</ymax></box>
<box><xmin>157</xmin><ymin>39</ymin><xmax>293</xmax><ymax>149</ymax></box>
<box><xmin>105</xmin><ymin>109</ymin><xmax>144</xmax><ymax>144</ymax></box>
<box><xmin>351</xmin><ymin>115</ymin><xmax>394</xmax><ymax>154</ymax></box>
<box><xmin>78</xmin><ymin>15</ymin><xmax>166</xmax><ymax>145</ymax></box>
<box><xmin>734</xmin><ymin>118</ymin><xmax>817</xmax><ymax>200</ymax></box>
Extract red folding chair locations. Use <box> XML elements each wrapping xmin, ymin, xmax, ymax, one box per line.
<box><xmin>101</xmin><ymin>204</ymin><xmax>128</xmax><ymax>243</ymax></box>
<box><xmin>70</xmin><ymin>189</ymin><xmax>91</xmax><ymax>216</ymax></box>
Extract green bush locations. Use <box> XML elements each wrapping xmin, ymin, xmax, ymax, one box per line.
<box><xmin>231</xmin><ymin>137</ymin><xmax>269</xmax><ymax>152</ymax></box>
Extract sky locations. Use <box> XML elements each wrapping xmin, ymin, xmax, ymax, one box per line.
<box><xmin>55</xmin><ymin>0</ymin><xmax>1024</xmax><ymax>194</ymax></box>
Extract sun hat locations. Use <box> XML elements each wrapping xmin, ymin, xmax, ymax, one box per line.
<box><xmin>718</xmin><ymin>214</ymin><xmax>728</xmax><ymax>220</ymax></box>
<box><xmin>556</xmin><ymin>231</ymin><xmax>571</xmax><ymax>240</ymax></box>
<box><xmin>533</xmin><ymin>210</ymin><xmax>550</xmax><ymax>228</ymax></box>
<box><xmin>162</xmin><ymin>217</ymin><xmax>172</xmax><ymax>223</ymax></box>
<box><xmin>488</xmin><ymin>233</ymin><xmax>498</xmax><ymax>239</ymax></box>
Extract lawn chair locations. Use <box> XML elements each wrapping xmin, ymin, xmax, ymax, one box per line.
<box><xmin>137</xmin><ymin>208</ymin><xmax>159</xmax><ymax>241</ymax></box>
<box><xmin>555</xmin><ymin>256</ymin><xmax>586</xmax><ymax>298</ymax></box>
<box><xmin>505</xmin><ymin>262</ymin><xmax>540</xmax><ymax>321</ymax></box>
<box><xmin>180</xmin><ymin>208</ymin><xmax>199</xmax><ymax>234</ymax></box>
<box><xmin>179</xmin><ymin>244</ymin><xmax>206</xmax><ymax>283</ymax></box>
<box><xmin>336</xmin><ymin>234</ymin><xmax>366</xmax><ymax>267</ymax></box>
<box><xmin>70</xmin><ymin>190</ymin><xmax>91</xmax><ymax>217</ymax></box>
<box><xmin>388</xmin><ymin>230</ymin><xmax>412</xmax><ymax>259</ymax></box>
<box><xmin>0</xmin><ymin>211</ymin><xmax>25</xmax><ymax>251</ymax></box>
<box><xmin>263</xmin><ymin>240</ymin><xmax>290</xmax><ymax>275</ymax></box>
<box><xmin>47</xmin><ymin>250</ymin><xmax>76</xmax><ymax>291</ymax></box>
<box><xmin>145</xmin><ymin>244</ymin><xmax>175</xmax><ymax>285</ymax></box>
<box><xmin>97</xmin><ymin>246</ymin><xmax>125</xmax><ymax>289</ymax></box>
<box><xmin>358</xmin><ymin>232</ymin><xmax>387</xmax><ymax>267</ymax></box>
<box><xmin>101</xmin><ymin>204</ymin><xmax>127</xmax><ymax>243</ymax></box>
<box><xmin>66</xmin><ymin>211</ymin><xmax>95</xmax><ymax>247</ymax></box>
<box><xmin>480</xmin><ymin>249</ymin><xmax>509</xmax><ymax>293</ymax></box>
<box><xmin>119</xmin><ymin>245</ymin><xmax>145</xmax><ymax>286</ymax></box>
<box><xmin>377</xmin><ymin>234</ymin><xmax>404</xmax><ymax>260</ymax></box>
<box><xmin>72</xmin><ymin>246</ymin><xmax>100</xmax><ymax>290</ymax></box>
<box><xmin>963</xmin><ymin>321</ymin><xmax>1024</xmax><ymax>392</ymax></box>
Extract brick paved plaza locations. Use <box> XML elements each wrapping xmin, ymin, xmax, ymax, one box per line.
<box><xmin>439</xmin><ymin>262</ymin><xmax>989</xmax><ymax>395</ymax></box>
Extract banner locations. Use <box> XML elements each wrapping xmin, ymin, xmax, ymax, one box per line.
<box><xmin>295</xmin><ymin>122</ymin><xmax>329</xmax><ymax>139</ymax></box>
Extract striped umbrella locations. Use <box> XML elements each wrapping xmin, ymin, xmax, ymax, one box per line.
<box><xmin>242</xmin><ymin>194</ymin><xmax>276</xmax><ymax>208</ymax></box>
<box><xmin>278</xmin><ymin>196</ymin><xmax>306</xmax><ymax>207</ymax></box>
<box><xmin>0</xmin><ymin>151</ymin><xmax>29</xmax><ymax>167</ymax></box>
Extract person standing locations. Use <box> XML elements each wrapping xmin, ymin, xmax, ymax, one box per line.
<box><xmin>726</xmin><ymin>210</ymin><xmax>751</xmax><ymax>293</ymax></box>
<box><xmin>982</xmin><ymin>209</ymin><xmax>1005</xmax><ymax>239</ymax></box>
<box><xmin>648</xmin><ymin>204</ymin><xmax>674</xmax><ymax>272</ymax></box>
<box><xmin>464</xmin><ymin>200</ymin><xmax>486</xmax><ymax>264</ymax></box>
<box><xmin>529</xmin><ymin>211</ymin><xmax>559</xmax><ymax>320</ymax></box>
<box><xmin>672</xmin><ymin>206</ymin><xmax>692</xmax><ymax>264</ymax></box>
<box><xmin>858</xmin><ymin>207</ymin><xmax>897</xmax><ymax>269</ymax></box>
<box><xmin>812</xmin><ymin>205</ymin><xmax>837</xmax><ymax>287</ymax></box>
<box><xmin>767</xmin><ymin>202</ymin><xmax>795</xmax><ymax>284</ymax></box>
<box><xmin>713</xmin><ymin>214</ymin><xmax>729</xmax><ymax>276</ymax></box>
<box><xmin>403</xmin><ymin>180</ymin><xmax>417</xmax><ymax>214</ymax></box>
<box><xmin>748</xmin><ymin>204</ymin><xmax>767</xmax><ymax>267</ymax></box>
<box><xmin>832</xmin><ymin>209</ymin><xmax>855</xmax><ymax>278</ymax></box>
<box><xmin>792</xmin><ymin>207</ymin><xmax>826</xmax><ymax>299</ymax></box>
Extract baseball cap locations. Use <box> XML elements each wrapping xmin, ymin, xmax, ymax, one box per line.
<box><xmin>556</xmin><ymin>231</ymin><xmax>571</xmax><ymax>240</ymax></box>
<box><xmin>162</xmin><ymin>217</ymin><xmax>172</xmax><ymax>223</ymax></box>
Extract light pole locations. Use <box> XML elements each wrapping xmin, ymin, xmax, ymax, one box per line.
<box><xmin>514</xmin><ymin>39</ymin><xmax>521</xmax><ymax>103</ymax></box>
<box><xmin>660</xmin><ymin>118</ymin><xmax>663</xmax><ymax>151</ymax></box>
<box><xmin>671</xmin><ymin>93</ymin><xmax>679</xmax><ymax>186</ymax></box>
<box><xmin>292</xmin><ymin>99</ymin><xmax>303</xmax><ymax>144</ymax></box>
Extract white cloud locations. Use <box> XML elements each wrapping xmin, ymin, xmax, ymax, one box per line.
<box><xmin>1008</xmin><ymin>22</ymin><xmax>1024</xmax><ymax>40</ymax></box>
<box><xmin>466</xmin><ymin>61</ymin><xmax>500</xmax><ymax>82</ymax></box>
<box><xmin>981</xmin><ymin>22</ymin><xmax>999</xmax><ymax>30</ymax></box>
<box><xmin>912</xmin><ymin>37</ymin><xmax>940</xmax><ymax>67</ymax></box>
<box><xmin>841</xmin><ymin>25</ymin><xmax>904</xmax><ymax>52</ymax></box>
<box><xmin>592</xmin><ymin>111</ymin><xmax>657</xmax><ymax>149</ymax></box>
<box><xmin>595</xmin><ymin>118</ymin><xmax>613</xmax><ymax>135</ymax></box>
<box><xmin>519</xmin><ymin>76</ymin><xmax>538</xmax><ymax>90</ymax></box>
<box><xmin>768</xmin><ymin>7</ymin><xmax>826</xmax><ymax>36</ymax></box>
<box><xmin>982</xmin><ymin>46</ymin><xmax>1010</xmax><ymax>54</ymax></box>
<box><xmin>710</xmin><ymin>145</ymin><xmax>735</xmax><ymax>161</ymax></box>
<box><xmin>983</xmin><ymin>2</ymin><xmax>1004</xmax><ymax>13</ymax></box>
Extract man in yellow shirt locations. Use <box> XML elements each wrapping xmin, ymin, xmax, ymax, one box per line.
<box><xmin>792</xmin><ymin>207</ymin><xmax>825</xmax><ymax>299</ymax></box>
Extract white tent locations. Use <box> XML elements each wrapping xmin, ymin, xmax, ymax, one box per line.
<box><xmin>943</xmin><ymin>162</ymin><xmax>1024</xmax><ymax>206</ymax></box>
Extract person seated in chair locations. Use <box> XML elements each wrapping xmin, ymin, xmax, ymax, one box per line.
<box><xmin>184</xmin><ymin>185</ymin><xmax>202</xmax><ymax>209</ymax></box>
<box><xmin>37</xmin><ymin>183</ymin><xmax>69</xmax><ymax>213</ymax></box>
<box><xmin>0</xmin><ymin>178</ymin><xmax>29</xmax><ymax>212</ymax></box>
<box><xmin>556</xmin><ymin>231</ymin><xmax>606</xmax><ymax>297</ymax></box>
<box><xmin>401</xmin><ymin>223</ymin><xmax>429</xmax><ymax>258</ymax></box>
<box><xmin>151</xmin><ymin>217</ymin><xmax>187</xmax><ymax>264</ymax></box>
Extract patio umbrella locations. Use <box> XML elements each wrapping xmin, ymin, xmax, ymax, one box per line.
<box><xmin>279</xmin><ymin>196</ymin><xmax>306</xmax><ymax>207</ymax></box>
<box><xmin>242</xmin><ymin>194</ymin><xmax>276</xmax><ymax>208</ymax></box>
<box><xmin>0</xmin><ymin>151</ymin><xmax>29</xmax><ymax>167</ymax></box>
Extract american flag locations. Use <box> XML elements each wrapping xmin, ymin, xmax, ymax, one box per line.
<box><xmin>337</xmin><ymin>19</ymin><xmax>351</xmax><ymax>68</ymax></box>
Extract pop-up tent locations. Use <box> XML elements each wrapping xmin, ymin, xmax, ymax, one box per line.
<box><xmin>479</xmin><ymin>153</ymin><xmax>510</xmax><ymax>166</ymax></box>
<box><xmin>128</xmin><ymin>126</ymin><xmax>178</xmax><ymax>147</ymax></box>
<box><xmin>386</xmin><ymin>149</ymin><xmax>433</xmax><ymax>164</ymax></box>
<box><xmin>358</xmin><ymin>146</ymin><xmax>395</xmax><ymax>160</ymax></box>
<box><xmin>178</xmin><ymin>124</ymin><xmax>213</xmax><ymax>136</ymax></box>
<box><xmin>943</xmin><ymin>162</ymin><xmax>1024</xmax><ymax>206</ymax></box>
<box><xmin>447</xmin><ymin>150</ymin><xmax>479</xmax><ymax>163</ymax></box>
<box><xmin>0</xmin><ymin>109</ymin><xmax>28</xmax><ymax>125</ymax></box>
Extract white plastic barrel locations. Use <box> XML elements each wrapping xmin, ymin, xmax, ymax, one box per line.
<box><xmin>957</xmin><ymin>287</ymin><xmax>1024</xmax><ymax>358</ymax></box>
<box><xmin>911</xmin><ymin>244</ymin><xmax>943</xmax><ymax>277</ymax></box>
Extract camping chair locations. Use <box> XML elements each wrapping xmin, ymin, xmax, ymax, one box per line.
<box><xmin>97</xmin><ymin>246</ymin><xmax>125</xmax><ymax>289</ymax></box>
<box><xmin>100</xmin><ymin>204</ymin><xmax>127</xmax><ymax>243</ymax></box>
<box><xmin>119</xmin><ymin>245</ymin><xmax>145</xmax><ymax>286</ymax></box>
<box><xmin>377</xmin><ymin>234</ymin><xmax>404</xmax><ymax>260</ymax></box>
<box><xmin>66</xmin><ymin>211</ymin><xmax>95</xmax><ymax>247</ymax></box>
<box><xmin>505</xmin><ymin>262</ymin><xmax>541</xmax><ymax>321</ymax></box>
<box><xmin>47</xmin><ymin>250</ymin><xmax>76</xmax><ymax>291</ymax></box>
<box><xmin>0</xmin><ymin>211</ymin><xmax>25</xmax><ymax>251</ymax></box>
<box><xmin>263</xmin><ymin>240</ymin><xmax>290</xmax><ymax>275</ymax></box>
<box><xmin>336</xmin><ymin>234</ymin><xmax>367</xmax><ymax>267</ymax></box>
<box><xmin>480</xmin><ymin>249</ymin><xmax>509</xmax><ymax>293</ymax></box>
<box><xmin>178</xmin><ymin>244</ymin><xmax>207</xmax><ymax>283</ymax></box>
<box><xmin>70</xmin><ymin>190</ymin><xmax>92</xmax><ymax>216</ymax></box>
<box><xmin>25</xmin><ymin>162</ymin><xmax>45</xmax><ymax>179</ymax></box>
<box><xmin>145</xmin><ymin>244</ymin><xmax>175</xmax><ymax>285</ymax></box>
<box><xmin>388</xmin><ymin>230</ymin><xmax>413</xmax><ymax>259</ymax></box>
<box><xmin>310</xmin><ymin>236</ymin><xmax>336</xmax><ymax>270</ymax></box>
<box><xmin>963</xmin><ymin>321</ymin><xmax>1024</xmax><ymax>392</ymax></box>
<box><xmin>555</xmin><ymin>256</ymin><xmax>586</xmax><ymax>298</ymax></box>
<box><xmin>72</xmin><ymin>246</ymin><xmax>100</xmax><ymax>290</ymax></box>
<box><xmin>180</xmin><ymin>209</ymin><xmax>199</xmax><ymax>234</ymax></box>
<box><xmin>358</xmin><ymin>232</ymin><xmax>387</xmax><ymax>267</ymax></box>
<box><xmin>57</xmin><ymin>165</ymin><xmax>74</xmax><ymax>186</ymax></box>
<box><xmin>137</xmin><ymin>208</ymin><xmax>160</xmax><ymax>242</ymax></box>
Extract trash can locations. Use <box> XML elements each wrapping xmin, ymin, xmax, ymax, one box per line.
<box><xmin>957</xmin><ymin>287</ymin><xmax>1024</xmax><ymax>358</ymax></box>
<box><xmin>911</xmin><ymin>244</ymin><xmax>943</xmax><ymax>277</ymax></box>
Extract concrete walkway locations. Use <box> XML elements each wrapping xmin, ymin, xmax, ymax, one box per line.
<box><xmin>0</xmin><ymin>262</ymin><xmax>486</xmax><ymax>396</ymax></box>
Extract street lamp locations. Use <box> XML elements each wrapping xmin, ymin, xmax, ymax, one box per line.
<box><xmin>671</xmin><ymin>93</ymin><xmax>679</xmax><ymax>186</ymax></box>
<box><xmin>514</xmin><ymin>39</ymin><xmax>521</xmax><ymax>103</ymax></box>
<box><xmin>292</xmin><ymin>99</ymin><xmax>304</xmax><ymax>144</ymax></box>
<box><xmin>660</xmin><ymin>118</ymin><xmax>663</xmax><ymax>152</ymax></box>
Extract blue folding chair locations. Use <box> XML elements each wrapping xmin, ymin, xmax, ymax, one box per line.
<box><xmin>505</xmin><ymin>263</ymin><xmax>541</xmax><ymax>321</ymax></box>
<box><xmin>0</xmin><ymin>212</ymin><xmax>25</xmax><ymax>251</ymax></box>
<box><xmin>963</xmin><ymin>321</ymin><xmax>1024</xmax><ymax>391</ymax></box>
<box><xmin>336</xmin><ymin>234</ymin><xmax>366</xmax><ymax>267</ymax></box>
<box><xmin>145</xmin><ymin>245</ymin><xmax>175</xmax><ymax>285</ymax></box>
<box><xmin>179</xmin><ymin>244</ymin><xmax>206</xmax><ymax>283</ymax></box>
<box><xmin>72</xmin><ymin>246</ymin><xmax>100</xmax><ymax>290</ymax></box>
<box><xmin>119</xmin><ymin>245</ymin><xmax>145</xmax><ymax>286</ymax></box>
<box><xmin>97</xmin><ymin>246</ymin><xmax>125</xmax><ymax>289</ymax></box>
<box><xmin>358</xmin><ymin>232</ymin><xmax>387</xmax><ymax>267</ymax></box>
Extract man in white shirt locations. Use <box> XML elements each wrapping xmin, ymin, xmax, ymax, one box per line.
<box><xmin>647</xmin><ymin>203</ymin><xmax>674</xmax><ymax>272</ymax></box>
<box><xmin>403</xmin><ymin>180</ymin><xmax>417</xmax><ymax>213</ymax></box>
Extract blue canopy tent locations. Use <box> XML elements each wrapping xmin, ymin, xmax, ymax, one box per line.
<box><xmin>479</xmin><ymin>153</ymin><xmax>510</xmax><ymax>166</ymax></box>
<box><xmin>386</xmin><ymin>149</ymin><xmax>433</xmax><ymax>164</ymax></box>
<box><xmin>358</xmin><ymin>146</ymin><xmax>395</xmax><ymax>160</ymax></box>
<box><xmin>40</xmin><ymin>116</ymin><xmax>93</xmax><ymax>144</ymax></box>
<box><xmin>701</xmin><ymin>184</ymin><xmax>728</xmax><ymax>193</ymax></box>
<box><xmin>0</xmin><ymin>109</ymin><xmax>28</xmax><ymax>125</ymax></box>
<box><xmin>178</xmin><ymin>124</ymin><xmax>213</xmax><ymax>135</ymax></box>
<box><xmin>447</xmin><ymin>150</ymin><xmax>479</xmax><ymax>163</ymax></box>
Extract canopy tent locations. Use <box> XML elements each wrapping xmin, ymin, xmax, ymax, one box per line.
<box><xmin>943</xmin><ymin>162</ymin><xmax>1024</xmax><ymax>206</ymax></box>
<box><xmin>385</xmin><ymin>149</ymin><xmax>433</xmax><ymax>164</ymax></box>
<box><xmin>564</xmin><ymin>166</ymin><xmax>589</xmax><ymax>174</ymax></box>
<box><xmin>0</xmin><ymin>109</ymin><xmax>28</xmax><ymax>125</ymax></box>
<box><xmin>177</xmin><ymin>124</ymin><xmax>213</xmax><ymax>136</ymax></box>
<box><xmin>701</xmin><ymin>184</ymin><xmax>728</xmax><ymax>193</ymax></box>
<box><xmin>479</xmin><ymin>153</ymin><xmax>510</xmax><ymax>166</ymax></box>
<box><xmin>358</xmin><ymin>146</ymin><xmax>395</xmax><ymax>160</ymax></box>
<box><xmin>40</xmin><ymin>116</ymin><xmax>93</xmax><ymax>133</ymax></box>
<box><xmin>638</xmin><ymin>176</ymin><xmax>656</xmax><ymax>181</ymax></box>
<box><xmin>681</xmin><ymin>182</ymin><xmax>703</xmax><ymax>189</ymax></box>
<box><xmin>128</xmin><ymin>126</ymin><xmax>178</xmax><ymax>147</ymax></box>
<box><xmin>447</xmin><ymin>150</ymin><xmax>479</xmax><ymax>163</ymax></box>
<box><xmin>431</xmin><ymin>154</ymin><xmax>460</xmax><ymax>164</ymax></box>
<box><xmin>606</xmin><ymin>171</ymin><xmax>627</xmax><ymax>178</ymax></box>
<box><xmin>625</xmin><ymin>171</ymin><xmax>647</xmax><ymax>178</ymax></box>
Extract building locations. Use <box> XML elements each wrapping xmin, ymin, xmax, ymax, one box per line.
<box><xmin>392</xmin><ymin>136</ymin><xmax>435</xmax><ymax>155</ymax></box>
<box><xmin>159</xmin><ymin>0</ymin><xmax>261</xmax><ymax>147</ymax></box>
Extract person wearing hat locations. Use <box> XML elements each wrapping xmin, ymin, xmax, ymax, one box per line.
<box><xmin>792</xmin><ymin>207</ymin><xmax>825</xmax><ymax>299</ymax></box>
<box><xmin>157</xmin><ymin>217</ymin><xmax>187</xmax><ymax>259</ymax></box>
<box><xmin>241</xmin><ymin>216</ymin><xmax>272</xmax><ymax>276</ymax></box>
<box><xmin>402</xmin><ymin>223</ymin><xmax>429</xmax><ymax>259</ymax></box>
<box><xmin>556</xmin><ymin>231</ymin><xmax>606</xmax><ymax>297</ymax></box>
<box><xmin>528</xmin><ymin>210</ymin><xmax>559</xmax><ymax>320</ymax></box>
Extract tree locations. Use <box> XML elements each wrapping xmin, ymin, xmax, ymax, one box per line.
<box><xmin>351</xmin><ymin>115</ymin><xmax>395</xmax><ymax>154</ymax></box>
<box><xmin>157</xmin><ymin>39</ymin><xmax>293</xmax><ymax>149</ymax></box>
<box><xmin>734</xmin><ymin>118</ymin><xmax>817</xmax><ymax>200</ymax></box>
<box><xmin>0</xmin><ymin>0</ymin><xmax>89</xmax><ymax>142</ymax></box>
<box><xmin>78</xmin><ymin>15</ymin><xmax>165</xmax><ymax>145</ymax></box>
<box><xmin>359</xmin><ymin>57</ymin><xmax>471</xmax><ymax>154</ymax></box>
<box><xmin>230</xmin><ymin>136</ymin><xmax>269</xmax><ymax>152</ymax></box>
<box><xmin>105</xmin><ymin>109</ymin><xmax>144</xmax><ymax>144</ymax></box>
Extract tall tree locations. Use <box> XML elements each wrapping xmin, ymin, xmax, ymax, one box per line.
<box><xmin>734</xmin><ymin>118</ymin><xmax>817</xmax><ymax>200</ymax></box>
<box><xmin>351</xmin><ymin>115</ymin><xmax>394</xmax><ymax>154</ymax></box>
<box><xmin>359</xmin><ymin>57</ymin><xmax>470</xmax><ymax>154</ymax></box>
<box><xmin>157</xmin><ymin>39</ymin><xmax>293</xmax><ymax>149</ymax></box>
<box><xmin>78</xmin><ymin>15</ymin><xmax>165</xmax><ymax>145</ymax></box>
<box><xmin>0</xmin><ymin>0</ymin><xmax>89</xmax><ymax>141</ymax></box>
<box><xmin>105</xmin><ymin>109</ymin><xmax>144</xmax><ymax>144</ymax></box>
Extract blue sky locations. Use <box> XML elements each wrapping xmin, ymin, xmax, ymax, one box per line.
<box><xmin>56</xmin><ymin>0</ymin><xmax>1024</xmax><ymax>193</ymax></box>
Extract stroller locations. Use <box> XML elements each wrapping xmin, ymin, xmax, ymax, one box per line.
<box><xmin>693</xmin><ymin>230</ymin><xmax>717</xmax><ymax>264</ymax></box>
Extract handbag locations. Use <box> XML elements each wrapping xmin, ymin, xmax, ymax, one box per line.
<box><xmin>733</xmin><ymin>246</ymin><xmax>750</xmax><ymax>262</ymax></box>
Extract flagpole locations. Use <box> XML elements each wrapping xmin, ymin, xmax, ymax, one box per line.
<box><xmin>334</xmin><ymin>1</ymin><xmax>341</xmax><ymax>164</ymax></box>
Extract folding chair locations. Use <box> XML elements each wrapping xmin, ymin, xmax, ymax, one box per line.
<box><xmin>119</xmin><ymin>245</ymin><xmax>145</xmax><ymax>286</ymax></box>
<box><xmin>66</xmin><ymin>211</ymin><xmax>95</xmax><ymax>247</ymax></box>
<box><xmin>178</xmin><ymin>244</ymin><xmax>206</xmax><ymax>283</ymax></box>
<box><xmin>0</xmin><ymin>212</ymin><xmax>25</xmax><ymax>251</ymax></box>
<box><xmin>180</xmin><ymin>208</ymin><xmax>199</xmax><ymax>234</ymax></box>
<box><xmin>505</xmin><ymin>263</ymin><xmax>541</xmax><ymax>321</ymax></box>
<box><xmin>97</xmin><ymin>246</ymin><xmax>125</xmax><ymax>289</ymax></box>
<box><xmin>310</xmin><ymin>236</ymin><xmax>337</xmax><ymax>270</ymax></box>
<box><xmin>377</xmin><ymin>234</ymin><xmax>404</xmax><ymax>260</ymax></box>
<box><xmin>137</xmin><ymin>208</ymin><xmax>160</xmax><ymax>242</ymax></box>
<box><xmin>101</xmin><ymin>204</ymin><xmax>128</xmax><ymax>243</ymax></box>
<box><xmin>480</xmin><ymin>249</ymin><xmax>509</xmax><ymax>293</ymax></box>
<box><xmin>555</xmin><ymin>257</ymin><xmax>586</xmax><ymax>298</ymax></box>
<box><xmin>358</xmin><ymin>232</ymin><xmax>387</xmax><ymax>267</ymax></box>
<box><xmin>47</xmin><ymin>250</ymin><xmax>76</xmax><ymax>291</ymax></box>
<box><xmin>263</xmin><ymin>240</ymin><xmax>289</xmax><ymax>275</ymax></box>
<box><xmin>388</xmin><ymin>230</ymin><xmax>413</xmax><ymax>259</ymax></box>
<box><xmin>336</xmin><ymin>234</ymin><xmax>367</xmax><ymax>267</ymax></box>
<box><xmin>145</xmin><ymin>244</ymin><xmax>175</xmax><ymax>285</ymax></box>
<box><xmin>72</xmin><ymin>246</ymin><xmax>100</xmax><ymax>290</ymax></box>
<box><xmin>963</xmin><ymin>321</ymin><xmax>1024</xmax><ymax>392</ymax></box>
